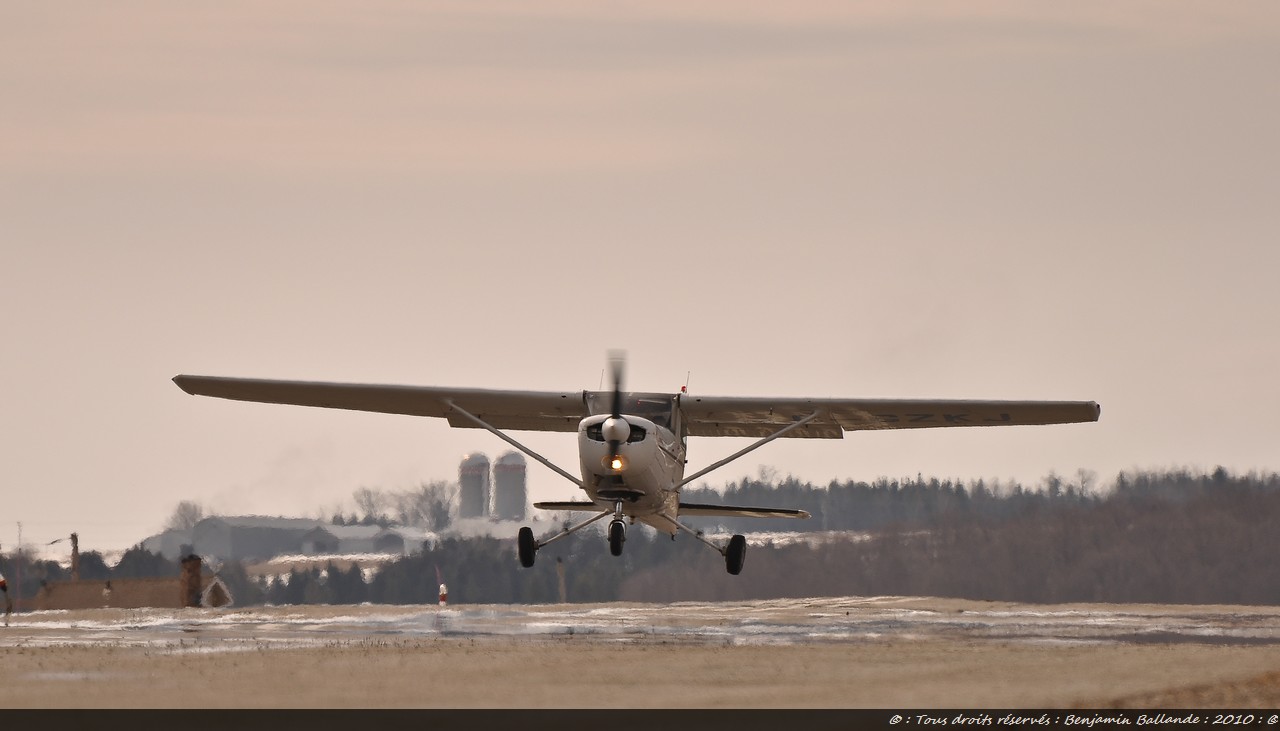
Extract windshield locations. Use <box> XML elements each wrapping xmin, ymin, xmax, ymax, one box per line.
<box><xmin>585</xmin><ymin>391</ymin><xmax>675</xmax><ymax>430</ymax></box>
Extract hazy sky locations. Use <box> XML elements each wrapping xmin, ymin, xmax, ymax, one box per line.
<box><xmin>3</xmin><ymin>2</ymin><xmax>1278</xmax><ymax>553</ymax></box>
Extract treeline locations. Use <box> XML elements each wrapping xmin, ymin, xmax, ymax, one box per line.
<box><xmin>227</xmin><ymin>533</ymin><xmax>675</xmax><ymax>606</ymax></box>
<box><xmin>13</xmin><ymin>468</ymin><xmax>1277</xmax><ymax>607</ymax></box>
<box><xmin>680</xmin><ymin>469</ymin><xmax>1106</xmax><ymax>533</ymax></box>
<box><xmin>0</xmin><ymin>545</ymin><xmax>182</xmax><ymax>601</ymax></box>
<box><xmin>623</xmin><ymin>467</ymin><xmax>1280</xmax><ymax>605</ymax></box>
<box><xmin>225</xmin><ymin>467</ymin><xmax>1280</xmax><ymax>607</ymax></box>
<box><xmin>336</xmin><ymin>482</ymin><xmax>456</xmax><ymax>530</ymax></box>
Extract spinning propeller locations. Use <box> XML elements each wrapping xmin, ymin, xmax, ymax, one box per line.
<box><xmin>601</xmin><ymin>350</ymin><xmax>628</xmax><ymax>473</ymax></box>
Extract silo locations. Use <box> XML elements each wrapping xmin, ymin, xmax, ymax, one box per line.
<box><xmin>492</xmin><ymin>451</ymin><xmax>527</xmax><ymax>520</ymax></box>
<box><xmin>458</xmin><ymin>453</ymin><xmax>491</xmax><ymax>518</ymax></box>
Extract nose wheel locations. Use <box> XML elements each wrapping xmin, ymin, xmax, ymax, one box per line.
<box><xmin>515</xmin><ymin>507</ymin><xmax>618</xmax><ymax>569</ymax></box>
<box><xmin>608</xmin><ymin>520</ymin><xmax>626</xmax><ymax>556</ymax></box>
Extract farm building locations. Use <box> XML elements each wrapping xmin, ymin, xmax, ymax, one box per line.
<box><xmin>34</xmin><ymin>556</ymin><xmax>232</xmax><ymax>610</ymax></box>
<box><xmin>192</xmin><ymin>516</ymin><xmax>325</xmax><ymax>560</ymax></box>
<box><xmin>300</xmin><ymin>525</ymin><xmax>436</xmax><ymax>556</ymax></box>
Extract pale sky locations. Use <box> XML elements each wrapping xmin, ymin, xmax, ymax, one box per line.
<box><xmin>3</xmin><ymin>2</ymin><xmax>1278</xmax><ymax>553</ymax></box>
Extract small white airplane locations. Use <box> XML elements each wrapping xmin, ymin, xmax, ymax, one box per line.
<box><xmin>173</xmin><ymin>354</ymin><xmax>1099</xmax><ymax>574</ymax></box>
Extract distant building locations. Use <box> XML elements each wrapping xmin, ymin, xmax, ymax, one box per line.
<box><xmin>296</xmin><ymin>524</ymin><xmax>438</xmax><ymax>556</ymax></box>
<box><xmin>458</xmin><ymin>453</ymin><xmax>491</xmax><ymax>518</ymax></box>
<box><xmin>192</xmin><ymin>516</ymin><xmax>325</xmax><ymax>561</ymax></box>
<box><xmin>36</xmin><ymin>577</ymin><xmax>229</xmax><ymax>611</ymax></box>
<box><xmin>300</xmin><ymin>524</ymin><xmax>383</xmax><ymax>555</ymax></box>
<box><xmin>492</xmin><ymin>451</ymin><xmax>527</xmax><ymax>520</ymax></box>
<box><xmin>35</xmin><ymin>557</ymin><xmax>232</xmax><ymax>610</ymax></box>
<box><xmin>373</xmin><ymin>526</ymin><xmax>437</xmax><ymax>555</ymax></box>
<box><xmin>154</xmin><ymin>515</ymin><xmax>442</xmax><ymax>563</ymax></box>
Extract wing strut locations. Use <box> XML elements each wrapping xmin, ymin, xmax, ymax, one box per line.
<box><xmin>676</xmin><ymin>411</ymin><xmax>821</xmax><ymax>489</ymax></box>
<box><xmin>532</xmin><ymin>509</ymin><xmax>613</xmax><ymax>550</ymax></box>
<box><xmin>668</xmin><ymin>515</ymin><xmax>733</xmax><ymax>556</ymax></box>
<box><xmin>444</xmin><ymin>400</ymin><xmax>584</xmax><ymax>488</ymax></box>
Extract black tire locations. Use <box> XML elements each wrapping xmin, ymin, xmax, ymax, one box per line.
<box><xmin>517</xmin><ymin>526</ymin><xmax>537</xmax><ymax>568</ymax></box>
<box><xmin>725</xmin><ymin>534</ymin><xmax>747</xmax><ymax>575</ymax></box>
<box><xmin>608</xmin><ymin>520</ymin><xmax>625</xmax><ymax>556</ymax></box>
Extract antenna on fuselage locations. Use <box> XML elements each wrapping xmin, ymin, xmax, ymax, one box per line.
<box><xmin>682</xmin><ymin>371</ymin><xmax>691</xmax><ymax>394</ymax></box>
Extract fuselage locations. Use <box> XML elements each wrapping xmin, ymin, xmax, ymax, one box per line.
<box><xmin>575</xmin><ymin>392</ymin><xmax>687</xmax><ymax>532</ymax></box>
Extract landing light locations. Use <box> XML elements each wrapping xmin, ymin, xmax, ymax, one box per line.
<box><xmin>603</xmin><ymin>455</ymin><xmax>626</xmax><ymax>472</ymax></box>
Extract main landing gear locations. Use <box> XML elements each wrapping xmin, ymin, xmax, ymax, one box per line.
<box><xmin>515</xmin><ymin>501</ymin><xmax>626</xmax><ymax>569</ymax></box>
<box><xmin>665</xmin><ymin>518</ymin><xmax>748</xmax><ymax>575</ymax></box>
<box><xmin>517</xmin><ymin>516</ymin><xmax>747</xmax><ymax>574</ymax></box>
<box><xmin>517</xmin><ymin>526</ymin><xmax>537</xmax><ymax>568</ymax></box>
<box><xmin>724</xmin><ymin>534</ymin><xmax>747</xmax><ymax>576</ymax></box>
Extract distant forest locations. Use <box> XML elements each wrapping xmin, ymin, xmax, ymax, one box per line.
<box><xmin>5</xmin><ymin>468</ymin><xmax>1278</xmax><ymax>606</ymax></box>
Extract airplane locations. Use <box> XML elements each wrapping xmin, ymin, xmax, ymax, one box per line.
<box><xmin>172</xmin><ymin>354</ymin><xmax>1100</xmax><ymax>575</ymax></box>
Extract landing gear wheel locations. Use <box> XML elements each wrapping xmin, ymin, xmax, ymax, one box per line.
<box><xmin>608</xmin><ymin>520</ymin><xmax>626</xmax><ymax>556</ymax></box>
<box><xmin>517</xmin><ymin>526</ymin><xmax>537</xmax><ymax>568</ymax></box>
<box><xmin>725</xmin><ymin>534</ymin><xmax>747</xmax><ymax>575</ymax></box>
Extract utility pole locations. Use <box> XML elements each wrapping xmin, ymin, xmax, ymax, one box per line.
<box><xmin>0</xmin><ymin>539</ymin><xmax>7</xmax><ymax>625</ymax></box>
<box><xmin>556</xmin><ymin>557</ymin><xmax>567</xmax><ymax>604</ymax></box>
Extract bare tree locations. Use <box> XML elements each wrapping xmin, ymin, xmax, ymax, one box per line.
<box><xmin>1076</xmin><ymin>468</ymin><xmax>1098</xmax><ymax>495</ymax></box>
<box><xmin>165</xmin><ymin>500</ymin><xmax>205</xmax><ymax>531</ymax></box>
<box><xmin>352</xmin><ymin>487</ymin><xmax>383</xmax><ymax>522</ymax></box>
<box><xmin>419</xmin><ymin>480</ymin><xmax>457</xmax><ymax>531</ymax></box>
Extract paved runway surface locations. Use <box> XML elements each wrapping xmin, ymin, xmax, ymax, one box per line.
<box><xmin>4</xmin><ymin>595</ymin><xmax>1279</xmax><ymax>649</ymax></box>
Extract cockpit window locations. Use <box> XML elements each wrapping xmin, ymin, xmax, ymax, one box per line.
<box><xmin>585</xmin><ymin>392</ymin><xmax>674</xmax><ymax>429</ymax></box>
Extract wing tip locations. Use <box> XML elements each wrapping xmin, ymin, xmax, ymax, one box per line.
<box><xmin>172</xmin><ymin>374</ymin><xmax>196</xmax><ymax>395</ymax></box>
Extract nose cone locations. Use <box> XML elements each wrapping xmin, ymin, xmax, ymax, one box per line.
<box><xmin>602</xmin><ymin>417</ymin><xmax>630</xmax><ymax>443</ymax></box>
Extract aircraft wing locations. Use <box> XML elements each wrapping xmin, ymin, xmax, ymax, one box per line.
<box><xmin>174</xmin><ymin>376</ymin><xmax>1099</xmax><ymax>438</ymax></box>
<box><xmin>680</xmin><ymin>396</ymin><xmax>1100</xmax><ymax>439</ymax></box>
<box><xmin>172</xmin><ymin>375</ymin><xmax>587</xmax><ymax>432</ymax></box>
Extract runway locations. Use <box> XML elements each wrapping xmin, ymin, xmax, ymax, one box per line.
<box><xmin>2</xmin><ymin>597</ymin><xmax>1279</xmax><ymax>707</ymax></box>
<box><xmin>5</xmin><ymin>595</ymin><xmax>1279</xmax><ymax>648</ymax></box>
